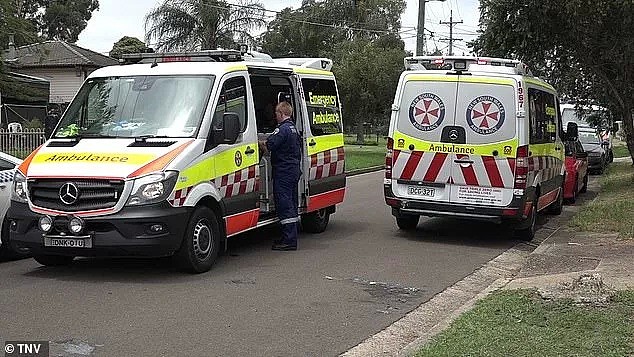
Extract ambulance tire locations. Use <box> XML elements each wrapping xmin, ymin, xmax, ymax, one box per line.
<box><xmin>548</xmin><ymin>185</ymin><xmax>564</xmax><ymax>215</ymax></box>
<box><xmin>174</xmin><ymin>206</ymin><xmax>220</xmax><ymax>274</ymax></box>
<box><xmin>301</xmin><ymin>208</ymin><xmax>330</xmax><ymax>233</ymax></box>
<box><xmin>396</xmin><ymin>215</ymin><xmax>419</xmax><ymax>231</ymax></box>
<box><xmin>515</xmin><ymin>203</ymin><xmax>536</xmax><ymax>241</ymax></box>
<box><xmin>33</xmin><ymin>254</ymin><xmax>75</xmax><ymax>266</ymax></box>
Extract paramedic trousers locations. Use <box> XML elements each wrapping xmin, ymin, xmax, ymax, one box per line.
<box><xmin>273</xmin><ymin>171</ymin><xmax>300</xmax><ymax>246</ymax></box>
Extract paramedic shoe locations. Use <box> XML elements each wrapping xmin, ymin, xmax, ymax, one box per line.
<box><xmin>271</xmin><ymin>243</ymin><xmax>297</xmax><ymax>251</ymax></box>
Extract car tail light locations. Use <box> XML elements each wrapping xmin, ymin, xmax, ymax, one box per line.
<box><xmin>514</xmin><ymin>145</ymin><xmax>529</xmax><ymax>189</ymax></box>
<box><xmin>385</xmin><ymin>137</ymin><xmax>394</xmax><ymax>179</ymax></box>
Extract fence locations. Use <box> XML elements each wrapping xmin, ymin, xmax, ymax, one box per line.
<box><xmin>0</xmin><ymin>128</ymin><xmax>47</xmax><ymax>159</ymax></box>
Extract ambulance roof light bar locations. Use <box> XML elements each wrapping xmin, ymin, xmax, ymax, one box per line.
<box><xmin>120</xmin><ymin>49</ymin><xmax>244</xmax><ymax>64</ymax></box>
<box><xmin>404</xmin><ymin>56</ymin><xmax>532</xmax><ymax>76</ymax></box>
<box><xmin>273</xmin><ymin>58</ymin><xmax>333</xmax><ymax>71</ymax></box>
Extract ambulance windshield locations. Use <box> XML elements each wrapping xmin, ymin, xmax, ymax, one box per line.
<box><xmin>54</xmin><ymin>75</ymin><xmax>214</xmax><ymax>139</ymax></box>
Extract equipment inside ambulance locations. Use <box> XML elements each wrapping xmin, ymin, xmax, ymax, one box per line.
<box><xmin>6</xmin><ymin>50</ymin><xmax>346</xmax><ymax>273</ymax></box>
<box><xmin>385</xmin><ymin>56</ymin><xmax>569</xmax><ymax>241</ymax></box>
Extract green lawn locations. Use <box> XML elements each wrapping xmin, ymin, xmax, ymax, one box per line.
<box><xmin>570</xmin><ymin>162</ymin><xmax>634</xmax><ymax>238</ymax></box>
<box><xmin>416</xmin><ymin>289</ymin><xmax>634</xmax><ymax>357</ymax></box>
<box><xmin>345</xmin><ymin>144</ymin><xmax>386</xmax><ymax>171</ymax></box>
<box><xmin>612</xmin><ymin>144</ymin><xmax>630</xmax><ymax>159</ymax></box>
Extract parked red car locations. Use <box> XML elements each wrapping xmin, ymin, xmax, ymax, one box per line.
<box><xmin>563</xmin><ymin>140</ymin><xmax>589</xmax><ymax>203</ymax></box>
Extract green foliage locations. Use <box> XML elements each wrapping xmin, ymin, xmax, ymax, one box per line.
<box><xmin>145</xmin><ymin>0</ymin><xmax>266</xmax><ymax>52</ymax></box>
<box><xmin>40</xmin><ymin>0</ymin><xmax>99</xmax><ymax>42</ymax></box>
<box><xmin>260</xmin><ymin>0</ymin><xmax>407</xmax><ymax>137</ymax></box>
<box><xmin>109</xmin><ymin>36</ymin><xmax>150</xmax><ymax>59</ymax></box>
<box><xmin>472</xmin><ymin>0</ymin><xmax>634</xmax><ymax>159</ymax></box>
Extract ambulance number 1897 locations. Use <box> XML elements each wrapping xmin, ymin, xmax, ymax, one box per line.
<box><xmin>407</xmin><ymin>186</ymin><xmax>435</xmax><ymax>197</ymax></box>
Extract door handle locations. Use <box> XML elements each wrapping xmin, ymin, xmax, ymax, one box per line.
<box><xmin>245</xmin><ymin>146</ymin><xmax>255</xmax><ymax>155</ymax></box>
<box><xmin>454</xmin><ymin>159</ymin><xmax>474</xmax><ymax>164</ymax></box>
<box><xmin>0</xmin><ymin>184</ymin><xmax>6</xmax><ymax>189</ymax></box>
<box><xmin>308</xmin><ymin>140</ymin><xmax>316</xmax><ymax>146</ymax></box>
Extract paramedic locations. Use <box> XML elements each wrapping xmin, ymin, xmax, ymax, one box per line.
<box><xmin>259</xmin><ymin>101</ymin><xmax>301</xmax><ymax>251</ymax></box>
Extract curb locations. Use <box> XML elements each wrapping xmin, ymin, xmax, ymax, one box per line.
<box><xmin>345</xmin><ymin>165</ymin><xmax>384</xmax><ymax>176</ymax></box>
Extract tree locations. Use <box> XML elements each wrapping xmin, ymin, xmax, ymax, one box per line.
<box><xmin>39</xmin><ymin>0</ymin><xmax>99</xmax><ymax>42</ymax></box>
<box><xmin>145</xmin><ymin>0</ymin><xmax>266</xmax><ymax>52</ymax></box>
<box><xmin>472</xmin><ymin>0</ymin><xmax>634</xmax><ymax>163</ymax></box>
<box><xmin>109</xmin><ymin>37</ymin><xmax>151</xmax><ymax>59</ymax></box>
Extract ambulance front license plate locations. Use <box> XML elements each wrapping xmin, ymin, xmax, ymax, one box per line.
<box><xmin>407</xmin><ymin>186</ymin><xmax>435</xmax><ymax>197</ymax></box>
<box><xmin>44</xmin><ymin>237</ymin><xmax>92</xmax><ymax>248</ymax></box>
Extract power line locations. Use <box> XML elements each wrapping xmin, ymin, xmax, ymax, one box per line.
<box><xmin>439</xmin><ymin>10</ymin><xmax>462</xmax><ymax>56</ymax></box>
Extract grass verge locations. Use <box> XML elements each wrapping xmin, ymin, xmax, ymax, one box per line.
<box><xmin>570</xmin><ymin>162</ymin><xmax>634</xmax><ymax>238</ymax></box>
<box><xmin>612</xmin><ymin>144</ymin><xmax>630</xmax><ymax>159</ymax></box>
<box><xmin>416</xmin><ymin>289</ymin><xmax>634</xmax><ymax>357</ymax></box>
<box><xmin>344</xmin><ymin>144</ymin><xmax>385</xmax><ymax>171</ymax></box>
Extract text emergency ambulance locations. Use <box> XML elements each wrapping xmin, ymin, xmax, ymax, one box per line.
<box><xmin>384</xmin><ymin>56</ymin><xmax>571</xmax><ymax>241</ymax></box>
<box><xmin>7</xmin><ymin>50</ymin><xmax>346</xmax><ymax>273</ymax></box>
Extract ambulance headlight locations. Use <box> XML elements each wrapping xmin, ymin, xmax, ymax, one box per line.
<box><xmin>127</xmin><ymin>171</ymin><xmax>178</xmax><ymax>206</ymax></box>
<box><xmin>38</xmin><ymin>216</ymin><xmax>53</xmax><ymax>232</ymax></box>
<box><xmin>68</xmin><ymin>216</ymin><xmax>85</xmax><ymax>234</ymax></box>
<box><xmin>12</xmin><ymin>170</ymin><xmax>28</xmax><ymax>203</ymax></box>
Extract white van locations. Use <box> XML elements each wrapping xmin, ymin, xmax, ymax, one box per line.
<box><xmin>384</xmin><ymin>56</ymin><xmax>570</xmax><ymax>240</ymax></box>
<box><xmin>7</xmin><ymin>50</ymin><xmax>346</xmax><ymax>273</ymax></box>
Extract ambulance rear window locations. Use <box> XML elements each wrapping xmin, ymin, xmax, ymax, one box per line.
<box><xmin>301</xmin><ymin>78</ymin><xmax>342</xmax><ymax>136</ymax></box>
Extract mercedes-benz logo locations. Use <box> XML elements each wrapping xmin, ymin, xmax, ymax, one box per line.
<box><xmin>449</xmin><ymin>129</ymin><xmax>459</xmax><ymax>141</ymax></box>
<box><xmin>59</xmin><ymin>182</ymin><xmax>79</xmax><ymax>205</ymax></box>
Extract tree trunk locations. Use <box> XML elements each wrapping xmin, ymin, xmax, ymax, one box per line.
<box><xmin>356</xmin><ymin>122</ymin><xmax>365</xmax><ymax>145</ymax></box>
<box><xmin>623</xmin><ymin>105</ymin><xmax>634</xmax><ymax>165</ymax></box>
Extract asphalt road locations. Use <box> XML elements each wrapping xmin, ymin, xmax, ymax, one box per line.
<box><xmin>0</xmin><ymin>171</ymin><xmax>518</xmax><ymax>357</ymax></box>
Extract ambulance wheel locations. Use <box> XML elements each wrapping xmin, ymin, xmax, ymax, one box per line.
<box><xmin>548</xmin><ymin>186</ymin><xmax>564</xmax><ymax>215</ymax></box>
<box><xmin>33</xmin><ymin>255</ymin><xmax>75</xmax><ymax>266</ymax></box>
<box><xmin>174</xmin><ymin>206</ymin><xmax>220</xmax><ymax>274</ymax></box>
<box><xmin>301</xmin><ymin>208</ymin><xmax>330</xmax><ymax>233</ymax></box>
<box><xmin>580</xmin><ymin>174</ymin><xmax>588</xmax><ymax>193</ymax></box>
<box><xmin>515</xmin><ymin>203</ymin><xmax>536</xmax><ymax>241</ymax></box>
<box><xmin>396</xmin><ymin>215</ymin><xmax>419</xmax><ymax>231</ymax></box>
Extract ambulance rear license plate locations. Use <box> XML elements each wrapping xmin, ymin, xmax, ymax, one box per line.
<box><xmin>407</xmin><ymin>186</ymin><xmax>435</xmax><ymax>197</ymax></box>
<box><xmin>44</xmin><ymin>237</ymin><xmax>92</xmax><ymax>248</ymax></box>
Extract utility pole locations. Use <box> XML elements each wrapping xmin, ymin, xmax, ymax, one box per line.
<box><xmin>440</xmin><ymin>10</ymin><xmax>463</xmax><ymax>56</ymax></box>
<box><xmin>415</xmin><ymin>0</ymin><xmax>446</xmax><ymax>56</ymax></box>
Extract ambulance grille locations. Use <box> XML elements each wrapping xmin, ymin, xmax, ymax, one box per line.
<box><xmin>28</xmin><ymin>179</ymin><xmax>125</xmax><ymax>212</ymax></box>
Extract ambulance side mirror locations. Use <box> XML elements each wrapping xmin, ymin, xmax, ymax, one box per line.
<box><xmin>213</xmin><ymin>112</ymin><xmax>241</xmax><ymax>145</ymax></box>
<box><xmin>566</xmin><ymin>122</ymin><xmax>578</xmax><ymax>141</ymax></box>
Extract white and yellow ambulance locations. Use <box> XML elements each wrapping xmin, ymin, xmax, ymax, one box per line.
<box><xmin>7</xmin><ymin>50</ymin><xmax>346</xmax><ymax>273</ymax></box>
<box><xmin>385</xmin><ymin>56</ymin><xmax>573</xmax><ymax>240</ymax></box>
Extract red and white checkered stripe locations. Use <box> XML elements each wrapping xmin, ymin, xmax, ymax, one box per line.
<box><xmin>528</xmin><ymin>156</ymin><xmax>562</xmax><ymax>182</ymax></box>
<box><xmin>214</xmin><ymin>164</ymin><xmax>259</xmax><ymax>198</ymax></box>
<box><xmin>309</xmin><ymin>147</ymin><xmax>345</xmax><ymax>180</ymax></box>
<box><xmin>169</xmin><ymin>186</ymin><xmax>194</xmax><ymax>207</ymax></box>
<box><xmin>392</xmin><ymin>150</ymin><xmax>452</xmax><ymax>184</ymax></box>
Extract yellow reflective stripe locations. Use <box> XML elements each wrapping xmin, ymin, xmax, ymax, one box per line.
<box><xmin>405</xmin><ymin>75</ymin><xmax>458</xmax><ymax>82</ymax></box>
<box><xmin>307</xmin><ymin>133</ymin><xmax>344</xmax><ymax>156</ymax></box>
<box><xmin>32</xmin><ymin>152</ymin><xmax>155</xmax><ymax>165</ymax></box>
<box><xmin>225</xmin><ymin>64</ymin><xmax>247</xmax><ymax>72</ymax></box>
<box><xmin>524</xmin><ymin>77</ymin><xmax>556</xmax><ymax>92</ymax></box>
<box><xmin>529</xmin><ymin>143</ymin><xmax>563</xmax><ymax>160</ymax></box>
<box><xmin>460</xmin><ymin>76</ymin><xmax>515</xmax><ymax>86</ymax></box>
<box><xmin>175</xmin><ymin>143</ymin><xmax>258</xmax><ymax>190</ymax></box>
<box><xmin>392</xmin><ymin>130</ymin><xmax>519</xmax><ymax>158</ymax></box>
<box><xmin>294</xmin><ymin>68</ymin><xmax>334</xmax><ymax>76</ymax></box>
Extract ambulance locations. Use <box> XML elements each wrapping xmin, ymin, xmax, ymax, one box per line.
<box><xmin>7</xmin><ymin>50</ymin><xmax>346</xmax><ymax>273</ymax></box>
<box><xmin>384</xmin><ymin>56</ymin><xmax>573</xmax><ymax>241</ymax></box>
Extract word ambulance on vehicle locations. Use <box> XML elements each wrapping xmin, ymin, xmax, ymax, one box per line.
<box><xmin>384</xmin><ymin>56</ymin><xmax>576</xmax><ymax>240</ymax></box>
<box><xmin>7</xmin><ymin>50</ymin><xmax>346</xmax><ymax>273</ymax></box>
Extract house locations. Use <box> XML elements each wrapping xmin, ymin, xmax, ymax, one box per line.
<box><xmin>3</xmin><ymin>40</ymin><xmax>118</xmax><ymax>106</ymax></box>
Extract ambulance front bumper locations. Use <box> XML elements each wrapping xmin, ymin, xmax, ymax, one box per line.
<box><xmin>6</xmin><ymin>201</ymin><xmax>192</xmax><ymax>257</ymax></box>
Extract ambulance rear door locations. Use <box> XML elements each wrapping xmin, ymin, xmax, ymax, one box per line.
<box><xmin>448</xmin><ymin>75</ymin><xmax>518</xmax><ymax>207</ymax></box>
<box><xmin>391</xmin><ymin>73</ymin><xmax>459</xmax><ymax>203</ymax></box>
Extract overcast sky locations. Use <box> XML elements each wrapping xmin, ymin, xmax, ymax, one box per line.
<box><xmin>76</xmin><ymin>0</ymin><xmax>480</xmax><ymax>55</ymax></box>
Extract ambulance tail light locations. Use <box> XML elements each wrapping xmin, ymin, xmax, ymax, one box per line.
<box><xmin>385</xmin><ymin>137</ymin><xmax>394</xmax><ymax>179</ymax></box>
<box><xmin>514</xmin><ymin>145</ymin><xmax>529</xmax><ymax>189</ymax></box>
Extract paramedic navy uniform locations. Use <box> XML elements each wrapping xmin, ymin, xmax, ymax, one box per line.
<box><xmin>266</xmin><ymin>118</ymin><xmax>302</xmax><ymax>247</ymax></box>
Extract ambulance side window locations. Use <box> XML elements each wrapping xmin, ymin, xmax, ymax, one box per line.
<box><xmin>301</xmin><ymin>78</ymin><xmax>342</xmax><ymax>136</ymax></box>
<box><xmin>213</xmin><ymin>76</ymin><xmax>247</xmax><ymax>133</ymax></box>
<box><xmin>528</xmin><ymin>89</ymin><xmax>557</xmax><ymax>144</ymax></box>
